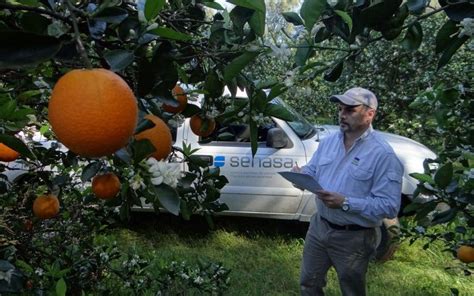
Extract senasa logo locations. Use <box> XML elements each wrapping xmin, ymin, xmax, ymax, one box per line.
<box><xmin>214</xmin><ymin>155</ymin><xmax>225</xmax><ymax>167</ymax></box>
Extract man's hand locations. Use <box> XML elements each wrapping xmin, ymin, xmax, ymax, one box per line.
<box><xmin>316</xmin><ymin>190</ymin><xmax>345</xmax><ymax>209</ymax></box>
<box><xmin>291</xmin><ymin>162</ymin><xmax>301</xmax><ymax>173</ymax></box>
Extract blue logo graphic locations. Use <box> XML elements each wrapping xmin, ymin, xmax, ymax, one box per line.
<box><xmin>214</xmin><ymin>156</ymin><xmax>225</xmax><ymax>167</ymax></box>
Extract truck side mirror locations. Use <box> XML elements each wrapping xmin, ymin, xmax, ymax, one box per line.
<box><xmin>266</xmin><ymin>127</ymin><xmax>289</xmax><ymax>148</ymax></box>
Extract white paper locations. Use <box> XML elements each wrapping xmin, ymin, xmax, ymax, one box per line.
<box><xmin>278</xmin><ymin>171</ymin><xmax>323</xmax><ymax>193</ymax></box>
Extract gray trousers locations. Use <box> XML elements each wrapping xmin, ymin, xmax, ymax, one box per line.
<box><xmin>300</xmin><ymin>214</ymin><xmax>377</xmax><ymax>296</ymax></box>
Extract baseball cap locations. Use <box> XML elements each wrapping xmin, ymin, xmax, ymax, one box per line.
<box><xmin>330</xmin><ymin>87</ymin><xmax>378</xmax><ymax>110</ymax></box>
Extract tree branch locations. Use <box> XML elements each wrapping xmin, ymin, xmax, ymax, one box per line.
<box><xmin>64</xmin><ymin>0</ymin><xmax>92</xmax><ymax>69</ymax></box>
<box><xmin>0</xmin><ymin>3</ymin><xmax>71</xmax><ymax>24</ymax></box>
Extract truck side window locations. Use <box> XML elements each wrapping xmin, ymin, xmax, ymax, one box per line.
<box><xmin>202</xmin><ymin>121</ymin><xmax>276</xmax><ymax>144</ymax></box>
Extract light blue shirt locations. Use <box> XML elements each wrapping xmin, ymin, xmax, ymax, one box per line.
<box><xmin>302</xmin><ymin>126</ymin><xmax>403</xmax><ymax>228</ymax></box>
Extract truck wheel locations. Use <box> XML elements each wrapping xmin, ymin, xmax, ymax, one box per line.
<box><xmin>374</xmin><ymin>218</ymin><xmax>400</xmax><ymax>262</ymax></box>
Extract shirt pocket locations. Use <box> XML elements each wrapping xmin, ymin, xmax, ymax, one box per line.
<box><xmin>349</xmin><ymin>165</ymin><xmax>373</xmax><ymax>181</ymax></box>
<box><xmin>319</xmin><ymin>157</ymin><xmax>333</xmax><ymax>166</ymax></box>
<box><xmin>347</xmin><ymin>165</ymin><xmax>374</xmax><ymax>196</ymax></box>
<box><xmin>316</xmin><ymin>156</ymin><xmax>333</xmax><ymax>179</ymax></box>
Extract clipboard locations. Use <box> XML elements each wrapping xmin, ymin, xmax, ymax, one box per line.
<box><xmin>278</xmin><ymin>171</ymin><xmax>323</xmax><ymax>194</ymax></box>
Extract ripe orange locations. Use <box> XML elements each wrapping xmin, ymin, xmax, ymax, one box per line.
<box><xmin>48</xmin><ymin>68</ymin><xmax>138</xmax><ymax>158</ymax></box>
<box><xmin>163</xmin><ymin>85</ymin><xmax>188</xmax><ymax>113</ymax></box>
<box><xmin>457</xmin><ymin>245</ymin><xmax>474</xmax><ymax>263</ymax></box>
<box><xmin>92</xmin><ymin>172</ymin><xmax>121</xmax><ymax>200</ymax></box>
<box><xmin>32</xmin><ymin>194</ymin><xmax>60</xmax><ymax>219</ymax></box>
<box><xmin>134</xmin><ymin>114</ymin><xmax>172</xmax><ymax>160</ymax></box>
<box><xmin>190</xmin><ymin>114</ymin><xmax>216</xmax><ymax>137</ymax></box>
<box><xmin>0</xmin><ymin>143</ymin><xmax>20</xmax><ymax>162</ymax></box>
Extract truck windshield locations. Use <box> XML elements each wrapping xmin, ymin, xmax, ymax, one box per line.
<box><xmin>274</xmin><ymin>98</ymin><xmax>316</xmax><ymax>139</ymax></box>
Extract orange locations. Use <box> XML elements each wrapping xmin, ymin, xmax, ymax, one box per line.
<box><xmin>48</xmin><ymin>68</ymin><xmax>138</xmax><ymax>158</ymax></box>
<box><xmin>457</xmin><ymin>245</ymin><xmax>474</xmax><ymax>263</ymax></box>
<box><xmin>32</xmin><ymin>194</ymin><xmax>60</xmax><ymax>219</ymax></box>
<box><xmin>92</xmin><ymin>172</ymin><xmax>121</xmax><ymax>200</ymax></box>
<box><xmin>0</xmin><ymin>143</ymin><xmax>20</xmax><ymax>162</ymax></box>
<box><xmin>163</xmin><ymin>85</ymin><xmax>188</xmax><ymax>113</ymax></box>
<box><xmin>190</xmin><ymin>114</ymin><xmax>216</xmax><ymax>137</ymax></box>
<box><xmin>134</xmin><ymin>114</ymin><xmax>172</xmax><ymax>160</ymax></box>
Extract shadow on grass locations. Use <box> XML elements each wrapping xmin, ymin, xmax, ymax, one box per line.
<box><xmin>127</xmin><ymin>211</ymin><xmax>309</xmax><ymax>240</ymax></box>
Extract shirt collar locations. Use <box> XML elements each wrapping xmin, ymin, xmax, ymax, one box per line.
<box><xmin>357</xmin><ymin>125</ymin><xmax>374</xmax><ymax>142</ymax></box>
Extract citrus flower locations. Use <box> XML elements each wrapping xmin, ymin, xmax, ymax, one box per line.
<box><xmin>459</xmin><ymin>18</ymin><xmax>474</xmax><ymax>38</ymax></box>
<box><xmin>146</xmin><ymin>158</ymin><xmax>182</xmax><ymax>188</ymax></box>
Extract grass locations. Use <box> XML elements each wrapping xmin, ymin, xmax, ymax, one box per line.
<box><xmin>99</xmin><ymin>213</ymin><xmax>473</xmax><ymax>295</ymax></box>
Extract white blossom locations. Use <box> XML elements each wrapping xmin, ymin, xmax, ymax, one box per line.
<box><xmin>269</xmin><ymin>44</ymin><xmax>291</xmax><ymax>59</ymax></box>
<box><xmin>0</xmin><ymin>269</ymin><xmax>13</xmax><ymax>284</ymax></box>
<box><xmin>458</xmin><ymin>18</ymin><xmax>474</xmax><ymax>38</ymax></box>
<box><xmin>193</xmin><ymin>276</ymin><xmax>204</xmax><ymax>285</ymax></box>
<box><xmin>147</xmin><ymin>159</ymin><xmax>182</xmax><ymax>188</ymax></box>
<box><xmin>284</xmin><ymin>75</ymin><xmax>295</xmax><ymax>87</ymax></box>
<box><xmin>130</xmin><ymin>174</ymin><xmax>145</xmax><ymax>190</ymax></box>
<box><xmin>327</xmin><ymin>0</ymin><xmax>338</xmax><ymax>8</ymax></box>
<box><xmin>468</xmin><ymin>168</ymin><xmax>474</xmax><ymax>179</ymax></box>
<box><xmin>35</xmin><ymin>268</ymin><xmax>44</xmax><ymax>276</ymax></box>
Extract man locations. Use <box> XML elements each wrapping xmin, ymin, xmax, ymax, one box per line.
<box><xmin>295</xmin><ymin>87</ymin><xmax>403</xmax><ymax>296</ymax></box>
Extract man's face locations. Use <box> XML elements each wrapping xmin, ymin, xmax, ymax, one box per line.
<box><xmin>338</xmin><ymin>104</ymin><xmax>375</xmax><ymax>133</ymax></box>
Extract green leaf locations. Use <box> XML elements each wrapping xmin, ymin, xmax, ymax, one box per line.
<box><xmin>204</xmin><ymin>72</ymin><xmax>224</xmax><ymax>99</ymax></box>
<box><xmin>434</xmin><ymin>162</ymin><xmax>453</xmax><ymax>189</ymax></box>
<box><xmin>402</xmin><ymin>201</ymin><xmax>422</xmax><ymax>215</ymax></box>
<box><xmin>227</xmin><ymin>0</ymin><xmax>265</xmax><ymax>13</ymax></box>
<box><xmin>300</xmin><ymin>0</ymin><xmax>326</xmax><ymax>32</ymax></box>
<box><xmin>432</xmin><ymin>208</ymin><xmax>457</xmax><ymax>225</ymax></box>
<box><xmin>148</xmin><ymin>27</ymin><xmax>192</xmax><ymax>41</ymax></box>
<box><xmin>20</xmin><ymin>11</ymin><xmax>51</xmax><ymax>35</ymax></box>
<box><xmin>323</xmin><ymin>59</ymin><xmax>344</xmax><ymax>82</ymax></box>
<box><xmin>132</xmin><ymin>139</ymin><xmax>156</xmax><ymax>163</ymax></box>
<box><xmin>224</xmin><ymin>51</ymin><xmax>260</xmax><ymax>81</ymax></box>
<box><xmin>249</xmin><ymin>10</ymin><xmax>265</xmax><ymax>36</ymax></box>
<box><xmin>295</xmin><ymin>40</ymin><xmax>314</xmax><ymax>66</ymax></box>
<box><xmin>56</xmin><ymin>278</ymin><xmax>67</xmax><ymax>296</ymax></box>
<box><xmin>282</xmin><ymin>12</ymin><xmax>304</xmax><ymax>26</ymax></box>
<box><xmin>435</xmin><ymin>20</ymin><xmax>457</xmax><ymax>53</ymax></box>
<box><xmin>249</xmin><ymin>119</ymin><xmax>258</xmax><ymax>156</ymax></box>
<box><xmin>155</xmin><ymin>183</ymin><xmax>180</xmax><ymax>215</ymax></box>
<box><xmin>0</xmin><ymin>31</ymin><xmax>61</xmax><ymax>69</ymax></box>
<box><xmin>401</xmin><ymin>21</ymin><xmax>423</xmax><ymax>51</ymax></box>
<box><xmin>437</xmin><ymin>35</ymin><xmax>468</xmax><ymax>71</ymax></box>
<box><xmin>81</xmin><ymin>162</ymin><xmax>102</xmax><ymax>182</ymax></box>
<box><xmin>437</xmin><ymin>88</ymin><xmax>459</xmax><ymax>106</ymax></box>
<box><xmin>181</xmin><ymin>103</ymin><xmax>201</xmax><ymax>117</ymax></box>
<box><xmin>0</xmin><ymin>100</ymin><xmax>16</xmax><ymax>119</ymax></box>
<box><xmin>334</xmin><ymin>10</ymin><xmax>353</xmax><ymax>32</ymax></box>
<box><xmin>104</xmin><ymin>50</ymin><xmax>134</xmax><ymax>72</ymax></box>
<box><xmin>409</xmin><ymin>172</ymin><xmax>434</xmax><ymax>184</ymax></box>
<box><xmin>93</xmin><ymin>7</ymin><xmax>128</xmax><ymax>24</ymax></box>
<box><xmin>264</xmin><ymin>103</ymin><xmax>295</xmax><ymax>121</ymax></box>
<box><xmin>267</xmin><ymin>84</ymin><xmax>287</xmax><ymax>101</ymax></box>
<box><xmin>202</xmin><ymin>1</ymin><xmax>225</xmax><ymax>10</ymax></box>
<box><xmin>0</xmin><ymin>134</ymin><xmax>35</xmax><ymax>160</ymax></box>
<box><xmin>145</xmin><ymin>0</ymin><xmax>165</xmax><ymax>21</ymax></box>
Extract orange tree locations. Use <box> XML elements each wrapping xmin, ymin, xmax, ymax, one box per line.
<box><xmin>0</xmin><ymin>0</ymin><xmax>284</xmax><ymax>293</ymax></box>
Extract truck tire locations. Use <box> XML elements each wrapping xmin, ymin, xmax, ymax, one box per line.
<box><xmin>374</xmin><ymin>218</ymin><xmax>400</xmax><ymax>262</ymax></box>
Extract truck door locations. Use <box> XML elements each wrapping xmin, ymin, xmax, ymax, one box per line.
<box><xmin>183</xmin><ymin>118</ymin><xmax>307</xmax><ymax>219</ymax></box>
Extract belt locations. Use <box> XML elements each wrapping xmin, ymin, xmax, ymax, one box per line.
<box><xmin>321</xmin><ymin>217</ymin><xmax>372</xmax><ymax>231</ymax></box>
